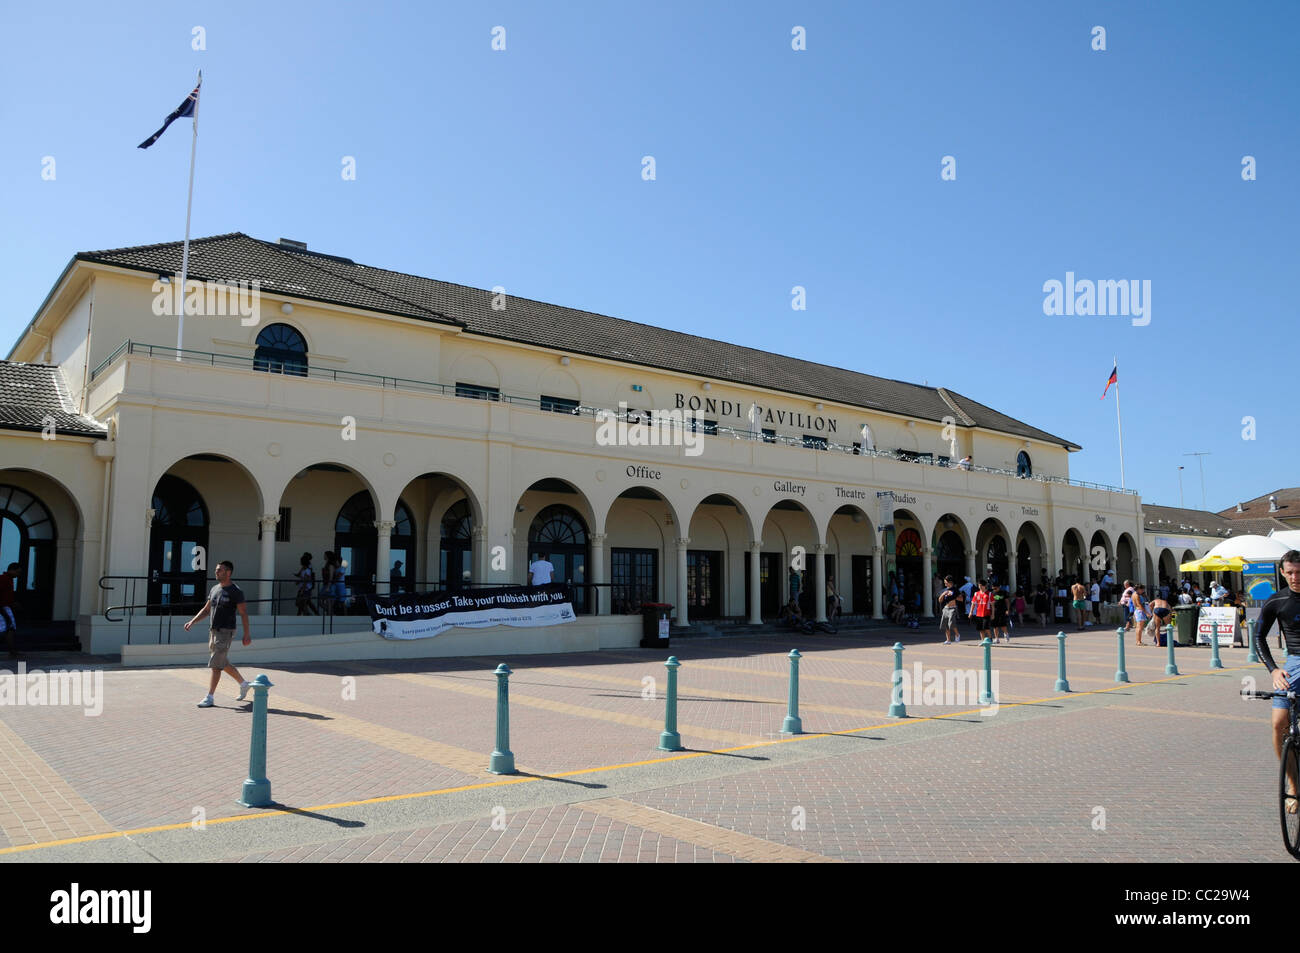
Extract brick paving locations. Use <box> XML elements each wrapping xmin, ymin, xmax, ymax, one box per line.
<box><xmin>0</xmin><ymin>625</ymin><xmax>1288</xmax><ymax>862</ymax></box>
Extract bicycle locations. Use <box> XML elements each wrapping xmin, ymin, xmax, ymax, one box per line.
<box><xmin>1243</xmin><ymin>687</ymin><xmax>1300</xmax><ymax>859</ymax></box>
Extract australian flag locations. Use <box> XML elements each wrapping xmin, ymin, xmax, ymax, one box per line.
<box><xmin>138</xmin><ymin>77</ymin><xmax>201</xmax><ymax>149</ymax></box>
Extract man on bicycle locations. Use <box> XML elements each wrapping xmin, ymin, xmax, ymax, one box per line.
<box><xmin>1256</xmin><ymin>550</ymin><xmax>1300</xmax><ymax>806</ymax></box>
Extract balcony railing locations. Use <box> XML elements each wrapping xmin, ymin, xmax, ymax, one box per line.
<box><xmin>89</xmin><ymin>340</ymin><xmax>1138</xmax><ymax>496</ymax></box>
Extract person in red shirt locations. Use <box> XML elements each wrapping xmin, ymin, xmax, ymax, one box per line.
<box><xmin>0</xmin><ymin>562</ymin><xmax>19</xmax><ymax>658</ymax></box>
<box><xmin>969</xmin><ymin>579</ymin><xmax>993</xmax><ymax>639</ymax></box>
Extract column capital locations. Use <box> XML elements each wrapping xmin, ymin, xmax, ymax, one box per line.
<box><xmin>813</xmin><ymin>543</ymin><xmax>828</xmax><ymax>554</ymax></box>
<box><xmin>259</xmin><ymin>513</ymin><xmax>281</xmax><ymax>530</ymax></box>
<box><xmin>589</xmin><ymin>532</ymin><xmax>608</xmax><ymax>545</ymax></box>
<box><xmin>749</xmin><ymin>540</ymin><xmax>764</xmax><ymax>553</ymax></box>
<box><xmin>872</xmin><ymin>546</ymin><xmax>883</xmax><ymax>557</ymax></box>
<box><xmin>471</xmin><ymin>526</ymin><xmax>488</xmax><ymax>541</ymax></box>
<box><xmin>146</xmin><ymin>506</ymin><xmax>156</xmax><ymax>527</ymax></box>
<box><xmin>676</xmin><ymin>537</ymin><xmax>691</xmax><ymax>549</ymax></box>
<box><xmin>373</xmin><ymin>519</ymin><xmax>395</xmax><ymax>534</ymax></box>
<box><xmin>921</xmin><ymin>546</ymin><xmax>932</xmax><ymax>558</ymax></box>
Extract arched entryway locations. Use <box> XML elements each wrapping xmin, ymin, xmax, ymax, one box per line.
<box><xmin>933</xmin><ymin>512</ymin><xmax>968</xmax><ymax>585</ymax></box>
<box><xmin>529</xmin><ymin>504</ymin><xmax>590</xmax><ymax>614</ymax></box>
<box><xmin>148</xmin><ymin>474</ymin><xmax>209</xmax><ymax>614</ymax></box>
<box><xmin>0</xmin><ymin>484</ymin><xmax>58</xmax><ymax>621</ymax></box>
<box><xmin>439</xmin><ymin>500</ymin><xmax>473</xmax><ymax>591</ymax></box>
<box><xmin>335</xmin><ymin>492</ymin><xmax>416</xmax><ymax>606</ymax></box>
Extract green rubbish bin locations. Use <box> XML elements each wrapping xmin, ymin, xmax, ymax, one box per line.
<box><xmin>1172</xmin><ymin>605</ymin><xmax>1199</xmax><ymax>646</ymax></box>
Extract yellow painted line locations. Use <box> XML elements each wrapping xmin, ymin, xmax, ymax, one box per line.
<box><xmin>0</xmin><ymin>664</ymin><xmax>1253</xmax><ymax>855</ymax></box>
<box><xmin>576</xmin><ymin>797</ymin><xmax>840</xmax><ymax>862</ymax></box>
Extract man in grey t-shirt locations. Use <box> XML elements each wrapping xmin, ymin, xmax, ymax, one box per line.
<box><xmin>184</xmin><ymin>560</ymin><xmax>252</xmax><ymax>708</ymax></box>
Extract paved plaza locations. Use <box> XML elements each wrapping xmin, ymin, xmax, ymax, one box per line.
<box><xmin>0</xmin><ymin>623</ymin><xmax>1289</xmax><ymax>863</ymax></box>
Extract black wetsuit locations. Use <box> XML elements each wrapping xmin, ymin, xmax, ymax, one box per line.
<box><xmin>1255</xmin><ymin>588</ymin><xmax>1300</xmax><ymax>673</ymax></box>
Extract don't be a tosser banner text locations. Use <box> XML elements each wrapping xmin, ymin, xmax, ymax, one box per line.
<box><xmin>368</xmin><ymin>584</ymin><xmax>576</xmax><ymax>640</ymax></box>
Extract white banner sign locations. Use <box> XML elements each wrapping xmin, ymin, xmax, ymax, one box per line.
<box><xmin>368</xmin><ymin>585</ymin><xmax>576</xmax><ymax>640</ymax></box>
<box><xmin>1195</xmin><ymin>606</ymin><xmax>1236</xmax><ymax>647</ymax></box>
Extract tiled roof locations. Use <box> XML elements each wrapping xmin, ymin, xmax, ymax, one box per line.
<box><xmin>71</xmin><ymin>232</ymin><xmax>1080</xmax><ymax>449</ymax></box>
<box><xmin>1218</xmin><ymin>488</ymin><xmax>1300</xmax><ymax>522</ymax></box>
<box><xmin>0</xmin><ymin>362</ymin><xmax>108</xmax><ymax>438</ymax></box>
<box><xmin>1141</xmin><ymin>504</ymin><xmax>1242</xmax><ymax>538</ymax></box>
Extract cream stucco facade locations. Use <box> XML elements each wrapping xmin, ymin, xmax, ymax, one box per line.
<box><xmin>2</xmin><ymin>253</ymin><xmax>1153</xmax><ymax>660</ymax></box>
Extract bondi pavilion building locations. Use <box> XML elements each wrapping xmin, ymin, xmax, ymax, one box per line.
<box><xmin>1</xmin><ymin>233</ymin><xmax>1148</xmax><ymax>664</ymax></box>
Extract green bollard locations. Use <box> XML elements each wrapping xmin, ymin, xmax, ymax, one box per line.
<box><xmin>659</xmin><ymin>656</ymin><xmax>683</xmax><ymax>751</ymax></box>
<box><xmin>238</xmin><ymin>674</ymin><xmax>275</xmax><ymax>807</ymax></box>
<box><xmin>1055</xmin><ymin>631</ymin><xmax>1071</xmax><ymax>692</ymax></box>
<box><xmin>1115</xmin><ymin>627</ymin><xmax>1129</xmax><ymax>683</ymax></box>
<box><xmin>1209</xmin><ymin>622</ymin><xmax>1224</xmax><ymax>669</ymax></box>
<box><xmin>979</xmin><ymin>637</ymin><xmax>994</xmax><ymax>705</ymax></box>
<box><xmin>782</xmin><ymin>649</ymin><xmax>803</xmax><ymax>734</ymax></box>
<box><xmin>889</xmin><ymin>642</ymin><xmax>907</xmax><ymax>718</ymax></box>
<box><xmin>488</xmin><ymin>663</ymin><xmax>516</xmax><ymax>775</ymax></box>
<box><xmin>1165</xmin><ymin>620</ymin><xmax>1180</xmax><ymax>676</ymax></box>
<box><xmin>1247</xmin><ymin>619</ymin><xmax>1259</xmax><ymax>665</ymax></box>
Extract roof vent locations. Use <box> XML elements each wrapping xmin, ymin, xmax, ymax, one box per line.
<box><xmin>1269</xmin><ymin>495</ymin><xmax>1279</xmax><ymax>512</ymax></box>
<box><xmin>279</xmin><ymin>238</ymin><xmax>308</xmax><ymax>250</ymax></box>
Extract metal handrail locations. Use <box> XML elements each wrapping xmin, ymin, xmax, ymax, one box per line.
<box><xmin>87</xmin><ymin>340</ymin><xmax>1138</xmax><ymax>496</ymax></box>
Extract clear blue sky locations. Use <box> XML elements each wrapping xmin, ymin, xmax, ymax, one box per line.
<box><xmin>2</xmin><ymin>1</ymin><xmax>1295</xmax><ymax>511</ymax></box>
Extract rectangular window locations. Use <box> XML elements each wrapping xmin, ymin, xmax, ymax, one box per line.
<box><xmin>690</xmin><ymin>418</ymin><xmax>718</xmax><ymax>435</ymax></box>
<box><xmin>456</xmin><ymin>382</ymin><xmax>500</xmax><ymax>401</ymax></box>
<box><xmin>802</xmin><ymin>434</ymin><xmax>828</xmax><ymax>451</ymax></box>
<box><xmin>540</xmin><ymin>395</ymin><xmax>579</xmax><ymax>414</ymax></box>
<box><xmin>611</xmin><ymin>548</ymin><xmax>658</xmax><ymax>613</ymax></box>
<box><xmin>762</xmin><ymin>428</ymin><xmax>776</xmax><ymax>444</ymax></box>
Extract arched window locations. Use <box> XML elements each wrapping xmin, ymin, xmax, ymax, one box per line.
<box><xmin>440</xmin><ymin>500</ymin><xmax>474</xmax><ymax>590</ymax></box>
<box><xmin>1016</xmin><ymin>451</ymin><xmax>1032</xmax><ymax>478</ymax></box>
<box><xmin>253</xmin><ymin>323</ymin><xmax>308</xmax><ymax>377</ymax></box>
<box><xmin>895</xmin><ymin>528</ymin><xmax>922</xmax><ymax>557</ymax></box>
<box><xmin>528</xmin><ymin>504</ymin><xmax>589</xmax><ymax>614</ymax></box>
<box><xmin>0</xmin><ymin>485</ymin><xmax>57</xmax><ymax>621</ymax></box>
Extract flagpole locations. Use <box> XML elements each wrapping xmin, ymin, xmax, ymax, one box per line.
<box><xmin>1114</xmin><ymin>355</ymin><xmax>1126</xmax><ymax>490</ymax></box>
<box><xmin>176</xmin><ymin>69</ymin><xmax>201</xmax><ymax>361</ymax></box>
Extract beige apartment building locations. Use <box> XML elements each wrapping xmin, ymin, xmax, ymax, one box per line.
<box><xmin>1</xmin><ymin>233</ymin><xmax>1149</xmax><ymax>660</ymax></box>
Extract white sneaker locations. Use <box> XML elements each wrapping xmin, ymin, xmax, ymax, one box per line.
<box><xmin>197</xmin><ymin>695</ymin><xmax>214</xmax><ymax>708</ymax></box>
<box><xmin>237</xmin><ymin>680</ymin><xmax>251</xmax><ymax>701</ymax></box>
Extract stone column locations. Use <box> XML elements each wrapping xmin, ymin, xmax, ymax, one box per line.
<box><xmin>921</xmin><ymin>547</ymin><xmax>934</xmax><ymax>618</ymax></box>
<box><xmin>965</xmin><ymin>550</ymin><xmax>977</xmax><ymax>584</ymax></box>
<box><xmin>374</xmin><ymin>519</ymin><xmax>395</xmax><ymax>596</ymax></box>
<box><xmin>871</xmin><ymin>546</ymin><xmax>884</xmax><ymax>620</ymax></box>
<box><xmin>471</xmin><ymin>526</ymin><xmax>489</xmax><ymax>586</ymax></box>
<box><xmin>258</xmin><ymin>514</ymin><xmax>279</xmax><ymax>615</ymax></box>
<box><xmin>1008</xmin><ymin>557</ymin><xmax>1018</xmax><ymax>595</ymax></box>
<box><xmin>675</xmin><ymin>537</ymin><xmax>691</xmax><ymax>628</ymax></box>
<box><xmin>813</xmin><ymin>544</ymin><xmax>827</xmax><ymax>622</ymax></box>
<box><xmin>748</xmin><ymin>540</ymin><xmax>763</xmax><ymax>625</ymax></box>
<box><xmin>589</xmin><ymin>532</ymin><xmax>608</xmax><ymax>615</ymax></box>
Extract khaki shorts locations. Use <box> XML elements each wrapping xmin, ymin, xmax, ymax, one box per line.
<box><xmin>209</xmin><ymin>628</ymin><xmax>235</xmax><ymax>670</ymax></box>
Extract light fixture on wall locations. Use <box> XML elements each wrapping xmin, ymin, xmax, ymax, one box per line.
<box><xmin>281</xmin><ymin>302</ymin><xmax>294</xmax><ymax>315</ymax></box>
<box><xmin>559</xmin><ymin>356</ymin><xmax>570</xmax><ymax>365</ymax></box>
<box><xmin>815</xmin><ymin>402</ymin><xmax>823</xmax><ymax>411</ymax></box>
<box><xmin>157</xmin><ymin>273</ymin><xmax>170</xmax><ymax>284</ymax></box>
<box><xmin>702</xmin><ymin>382</ymin><xmax>711</xmax><ymax>391</ymax></box>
